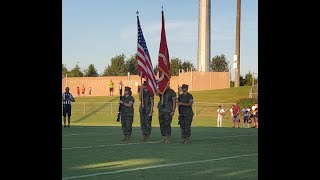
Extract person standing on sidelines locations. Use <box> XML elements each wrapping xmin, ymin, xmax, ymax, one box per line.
<box><xmin>253</xmin><ymin>107</ymin><xmax>258</xmax><ymax>128</ymax></box>
<box><xmin>242</xmin><ymin>106</ymin><xmax>250</xmax><ymax>128</ymax></box>
<box><xmin>62</xmin><ymin>87</ymin><xmax>75</xmax><ymax>127</ymax></box>
<box><xmin>88</xmin><ymin>87</ymin><xmax>92</xmax><ymax>95</ymax></box>
<box><xmin>231</xmin><ymin>102</ymin><xmax>240</xmax><ymax>128</ymax></box>
<box><xmin>81</xmin><ymin>85</ymin><xmax>85</xmax><ymax>96</ymax></box>
<box><xmin>119</xmin><ymin>86</ymin><xmax>135</xmax><ymax>142</ymax></box>
<box><xmin>177</xmin><ymin>84</ymin><xmax>194</xmax><ymax>143</ymax></box>
<box><xmin>251</xmin><ymin>103</ymin><xmax>258</xmax><ymax>128</ymax></box>
<box><xmin>109</xmin><ymin>80</ymin><xmax>114</xmax><ymax>96</ymax></box>
<box><xmin>76</xmin><ymin>87</ymin><xmax>80</xmax><ymax>97</ymax></box>
<box><xmin>139</xmin><ymin>81</ymin><xmax>154</xmax><ymax>142</ymax></box>
<box><xmin>118</xmin><ymin>80</ymin><xmax>123</xmax><ymax>96</ymax></box>
<box><xmin>217</xmin><ymin>105</ymin><xmax>225</xmax><ymax>127</ymax></box>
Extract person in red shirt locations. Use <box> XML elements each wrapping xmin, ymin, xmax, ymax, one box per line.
<box><xmin>231</xmin><ymin>102</ymin><xmax>240</xmax><ymax>128</ymax></box>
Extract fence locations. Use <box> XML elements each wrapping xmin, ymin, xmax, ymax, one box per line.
<box><xmin>62</xmin><ymin>72</ymin><xmax>230</xmax><ymax>97</ymax></box>
<box><xmin>249</xmin><ymin>84</ymin><xmax>258</xmax><ymax>99</ymax></box>
<box><xmin>249</xmin><ymin>73</ymin><xmax>258</xmax><ymax>99</ymax></box>
<box><xmin>66</xmin><ymin>102</ymin><xmax>234</xmax><ymax>117</ymax></box>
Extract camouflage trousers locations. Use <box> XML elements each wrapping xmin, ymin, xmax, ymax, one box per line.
<box><xmin>158</xmin><ymin>111</ymin><xmax>172</xmax><ymax>136</ymax></box>
<box><xmin>121</xmin><ymin>115</ymin><xmax>133</xmax><ymax>135</ymax></box>
<box><xmin>140</xmin><ymin>113</ymin><xmax>152</xmax><ymax>135</ymax></box>
<box><xmin>179</xmin><ymin>115</ymin><xmax>193</xmax><ymax>138</ymax></box>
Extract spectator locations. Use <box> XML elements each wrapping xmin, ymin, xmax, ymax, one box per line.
<box><xmin>251</xmin><ymin>103</ymin><xmax>258</xmax><ymax>128</ymax></box>
<box><xmin>76</xmin><ymin>87</ymin><xmax>80</xmax><ymax>97</ymax></box>
<box><xmin>118</xmin><ymin>80</ymin><xmax>123</xmax><ymax>95</ymax></box>
<box><xmin>81</xmin><ymin>85</ymin><xmax>85</xmax><ymax>96</ymax></box>
<box><xmin>231</xmin><ymin>103</ymin><xmax>240</xmax><ymax>128</ymax></box>
<box><xmin>109</xmin><ymin>80</ymin><xmax>114</xmax><ymax>96</ymax></box>
<box><xmin>242</xmin><ymin>106</ymin><xmax>250</xmax><ymax>128</ymax></box>
<box><xmin>253</xmin><ymin>107</ymin><xmax>258</xmax><ymax>128</ymax></box>
<box><xmin>217</xmin><ymin>105</ymin><xmax>225</xmax><ymax>127</ymax></box>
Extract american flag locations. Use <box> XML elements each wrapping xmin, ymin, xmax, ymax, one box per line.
<box><xmin>137</xmin><ymin>15</ymin><xmax>157</xmax><ymax>96</ymax></box>
<box><xmin>157</xmin><ymin>10</ymin><xmax>170</xmax><ymax>95</ymax></box>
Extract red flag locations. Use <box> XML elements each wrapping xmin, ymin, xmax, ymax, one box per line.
<box><xmin>136</xmin><ymin>15</ymin><xmax>157</xmax><ymax>96</ymax></box>
<box><xmin>157</xmin><ymin>10</ymin><xmax>170</xmax><ymax>95</ymax></box>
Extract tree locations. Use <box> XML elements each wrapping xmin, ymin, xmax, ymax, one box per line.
<box><xmin>210</xmin><ymin>54</ymin><xmax>229</xmax><ymax>72</ymax></box>
<box><xmin>244</xmin><ymin>71</ymin><xmax>253</xmax><ymax>86</ymax></box>
<box><xmin>240</xmin><ymin>75</ymin><xmax>246</xmax><ymax>86</ymax></box>
<box><xmin>68</xmin><ymin>65</ymin><xmax>84</xmax><ymax>77</ymax></box>
<box><xmin>170</xmin><ymin>57</ymin><xmax>196</xmax><ymax>75</ymax></box>
<box><xmin>84</xmin><ymin>64</ymin><xmax>99</xmax><ymax>77</ymax></box>
<box><xmin>62</xmin><ymin>64</ymin><xmax>69</xmax><ymax>78</ymax></box>
<box><xmin>230</xmin><ymin>80</ymin><xmax>235</xmax><ymax>87</ymax></box>
<box><xmin>102</xmin><ymin>54</ymin><xmax>127</xmax><ymax>76</ymax></box>
<box><xmin>125</xmin><ymin>54</ymin><xmax>139</xmax><ymax>75</ymax></box>
<box><xmin>181</xmin><ymin>60</ymin><xmax>196</xmax><ymax>72</ymax></box>
<box><xmin>170</xmin><ymin>57</ymin><xmax>181</xmax><ymax>76</ymax></box>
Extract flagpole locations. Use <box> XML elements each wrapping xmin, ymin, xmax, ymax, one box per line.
<box><xmin>137</xmin><ymin>10</ymin><xmax>144</xmax><ymax>107</ymax></box>
<box><xmin>158</xmin><ymin>7</ymin><xmax>170</xmax><ymax>104</ymax></box>
<box><xmin>137</xmin><ymin>9</ymin><xmax>157</xmax><ymax>97</ymax></box>
<box><xmin>160</xmin><ymin>7</ymin><xmax>164</xmax><ymax>106</ymax></box>
<box><xmin>141</xmin><ymin>76</ymin><xmax>144</xmax><ymax>107</ymax></box>
<box><xmin>66</xmin><ymin>73</ymin><xmax>68</xmax><ymax>87</ymax></box>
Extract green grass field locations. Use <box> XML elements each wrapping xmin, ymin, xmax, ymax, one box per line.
<box><xmin>62</xmin><ymin>86</ymin><xmax>253</xmax><ymax>127</ymax></box>
<box><xmin>62</xmin><ymin>86</ymin><xmax>258</xmax><ymax>179</ymax></box>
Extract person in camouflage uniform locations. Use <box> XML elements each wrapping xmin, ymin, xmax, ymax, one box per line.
<box><xmin>139</xmin><ymin>81</ymin><xmax>154</xmax><ymax>142</ymax></box>
<box><xmin>119</xmin><ymin>86</ymin><xmax>135</xmax><ymax>142</ymax></box>
<box><xmin>157</xmin><ymin>85</ymin><xmax>176</xmax><ymax>143</ymax></box>
<box><xmin>177</xmin><ymin>84</ymin><xmax>194</xmax><ymax>143</ymax></box>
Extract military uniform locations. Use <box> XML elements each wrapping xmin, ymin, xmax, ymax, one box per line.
<box><xmin>178</xmin><ymin>84</ymin><xmax>194</xmax><ymax>143</ymax></box>
<box><xmin>139</xmin><ymin>82</ymin><xmax>154</xmax><ymax>142</ymax></box>
<box><xmin>157</xmin><ymin>87</ymin><xmax>176</xmax><ymax>143</ymax></box>
<box><xmin>120</xmin><ymin>87</ymin><xmax>135</xmax><ymax>142</ymax></box>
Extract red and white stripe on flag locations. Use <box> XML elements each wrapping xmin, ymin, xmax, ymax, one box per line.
<box><xmin>136</xmin><ymin>15</ymin><xmax>157</xmax><ymax>96</ymax></box>
<box><xmin>157</xmin><ymin>10</ymin><xmax>170</xmax><ymax>95</ymax></box>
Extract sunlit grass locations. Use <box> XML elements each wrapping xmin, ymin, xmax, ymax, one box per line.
<box><xmin>219</xmin><ymin>169</ymin><xmax>256</xmax><ymax>177</ymax></box>
<box><xmin>75</xmin><ymin>158</ymin><xmax>167</xmax><ymax>170</ymax></box>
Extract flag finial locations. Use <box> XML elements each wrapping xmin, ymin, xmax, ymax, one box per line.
<box><xmin>136</xmin><ymin>11</ymin><xmax>139</xmax><ymax>15</ymax></box>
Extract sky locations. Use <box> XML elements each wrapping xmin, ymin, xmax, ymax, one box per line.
<box><xmin>62</xmin><ymin>0</ymin><xmax>258</xmax><ymax>80</ymax></box>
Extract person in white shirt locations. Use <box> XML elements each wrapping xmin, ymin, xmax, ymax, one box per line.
<box><xmin>217</xmin><ymin>105</ymin><xmax>225</xmax><ymax>127</ymax></box>
<box><xmin>251</xmin><ymin>103</ymin><xmax>258</xmax><ymax>128</ymax></box>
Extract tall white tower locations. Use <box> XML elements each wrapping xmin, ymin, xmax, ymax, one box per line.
<box><xmin>197</xmin><ymin>0</ymin><xmax>211</xmax><ymax>72</ymax></box>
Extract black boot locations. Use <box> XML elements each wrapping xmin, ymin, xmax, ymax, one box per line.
<box><xmin>121</xmin><ymin>135</ymin><xmax>127</xmax><ymax>141</ymax></box>
<box><xmin>184</xmin><ymin>137</ymin><xmax>190</xmax><ymax>143</ymax></box>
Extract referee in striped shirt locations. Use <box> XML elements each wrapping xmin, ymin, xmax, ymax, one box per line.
<box><xmin>62</xmin><ymin>87</ymin><xmax>75</xmax><ymax>127</ymax></box>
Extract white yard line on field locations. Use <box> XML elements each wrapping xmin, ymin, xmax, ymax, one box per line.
<box><xmin>62</xmin><ymin>153</ymin><xmax>258</xmax><ymax>179</ymax></box>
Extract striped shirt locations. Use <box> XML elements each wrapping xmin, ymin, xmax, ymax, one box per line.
<box><xmin>62</xmin><ymin>92</ymin><xmax>74</xmax><ymax>105</ymax></box>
